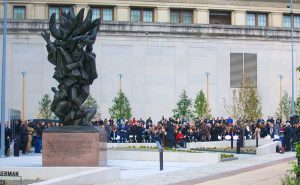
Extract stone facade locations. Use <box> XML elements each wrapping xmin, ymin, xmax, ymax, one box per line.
<box><xmin>1</xmin><ymin>0</ymin><xmax>300</xmax><ymax>26</ymax></box>
<box><xmin>0</xmin><ymin>20</ymin><xmax>299</xmax><ymax>121</ymax></box>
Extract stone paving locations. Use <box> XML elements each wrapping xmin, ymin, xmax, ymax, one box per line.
<box><xmin>0</xmin><ymin>151</ymin><xmax>295</xmax><ymax>185</ymax></box>
<box><xmin>197</xmin><ymin>161</ymin><xmax>292</xmax><ymax>185</ymax></box>
<box><xmin>98</xmin><ymin>152</ymin><xmax>295</xmax><ymax>185</ymax></box>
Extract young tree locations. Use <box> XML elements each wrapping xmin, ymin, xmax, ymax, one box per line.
<box><xmin>295</xmin><ymin>97</ymin><xmax>300</xmax><ymax>116</ymax></box>
<box><xmin>173</xmin><ymin>90</ymin><xmax>194</xmax><ymax>121</ymax></box>
<box><xmin>109</xmin><ymin>91</ymin><xmax>132</xmax><ymax>120</ymax></box>
<box><xmin>275</xmin><ymin>91</ymin><xmax>291</xmax><ymax>121</ymax></box>
<box><xmin>83</xmin><ymin>94</ymin><xmax>101</xmax><ymax>119</ymax></box>
<box><xmin>37</xmin><ymin>94</ymin><xmax>54</xmax><ymax>119</ymax></box>
<box><xmin>224</xmin><ymin>76</ymin><xmax>262</xmax><ymax>125</ymax></box>
<box><xmin>194</xmin><ymin>90</ymin><xmax>211</xmax><ymax>119</ymax></box>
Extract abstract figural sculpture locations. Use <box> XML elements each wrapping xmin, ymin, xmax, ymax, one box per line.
<box><xmin>41</xmin><ymin>8</ymin><xmax>100</xmax><ymax>126</ymax></box>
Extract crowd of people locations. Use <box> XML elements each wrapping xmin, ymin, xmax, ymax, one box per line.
<box><xmin>1</xmin><ymin>115</ymin><xmax>299</xmax><ymax>156</ymax></box>
<box><xmin>93</xmin><ymin>116</ymin><xmax>300</xmax><ymax>151</ymax></box>
<box><xmin>1</xmin><ymin>120</ymin><xmax>49</xmax><ymax>156</ymax></box>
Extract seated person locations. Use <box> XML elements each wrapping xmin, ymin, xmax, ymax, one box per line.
<box><xmin>176</xmin><ymin>130</ymin><xmax>185</xmax><ymax>148</ymax></box>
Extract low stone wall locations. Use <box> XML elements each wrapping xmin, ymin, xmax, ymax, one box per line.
<box><xmin>0</xmin><ymin>166</ymin><xmax>119</xmax><ymax>183</ymax></box>
<box><xmin>256</xmin><ymin>141</ymin><xmax>282</xmax><ymax>155</ymax></box>
<box><xmin>108</xmin><ymin>143</ymin><xmax>157</xmax><ymax>148</ymax></box>
<box><xmin>186</xmin><ymin>139</ymin><xmax>273</xmax><ymax>149</ymax></box>
<box><xmin>30</xmin><ymin>168</ymin><xmax>119</xmax><ymax>185</ymax></box>
<box><xmin>107</xmin><ymin>150</ymin><xmax>220</xmax><ymax>163</ymax></box>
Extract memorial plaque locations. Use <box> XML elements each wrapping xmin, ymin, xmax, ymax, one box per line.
<box><xmin>42</xmin><ymin>127</ymin><xmax>100</xmax><ymax>167</ymax></box>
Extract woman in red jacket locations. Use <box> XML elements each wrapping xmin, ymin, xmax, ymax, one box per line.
<box><xmin>176</xmin><ymin>130</ymin><xmax>185</xmax><ymax>148</ymax></box>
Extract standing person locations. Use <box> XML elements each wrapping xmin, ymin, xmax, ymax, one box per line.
<box><xmin>21</xmin><ymin>122</ymin><xmax>29</xmax><ymax>154</ymax></box>
<box><xmin>146</xmin><ymin>117</ymin><xmax>152</xmax><ymax>129</ymax></box>
<box><xmin>279</xmin><ymin>124</ymin><xmax>285</xmax><ymax>147</ymax></box>
<box><xmin>34</xmin><ymin>123</ymin><xmax>43</xmax><ymax>153</ymax></box>
<box><xmin>284</xmin><ymin>123</ymin><xmax>292</xmax><ymax>151</ymax></box>
<box><xmin>26</xmin><ymin>125</ymin><xmax>34</xmax><ymax>153</ymax></box>
<box><xmin>109</xmin><ymin>117</ymin><xmax>114</xmax><ymax>127</ymax></box>
<box><xmin>5</xmin><ymin>122</ymin><xmax>11</xmax><ymax>156</ymax></box>
<box><xmin>136</xmin><ymin>123</ymin><xmax>144</xmax><ymax>143</ymax></box>
<box><xmin>166</xmin><ymin>121</ymin><xmax>174</xmax><ymax>148</ymax></box>
<box><xmin>254</xmin><ymin>123</ymin><xmax>261</xmax><ymax>139</ymax></box>
<box><xmin>104</xmin><ymin>119</ymin><xmax>111</xmax><ymax>142</ymax></box>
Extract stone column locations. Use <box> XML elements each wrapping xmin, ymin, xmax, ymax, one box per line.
<box><xmin>116</xmin><ymin>6</ymin><xmax>130</xmax><ymax>21</ymax></box>
<box><xmin>0</xmin><ymin>4</ymin><xmax>4</xmax><ymax>19</ymax></box>
<box><xmin>7</xmin><ymin>3</ymin><xmax>13</xmax><ymax>19</ymax></box>
<box><xmin>157</xmin><ymin>7</ymin><xmax>169</xmax><ymax>23</ymax></box>
<box><xmin>270</xmin><ymin>12</ymin><xmax>282</xmax><ymax>27</ymax></box>
<box><xmin>196</xmin><ymin>8</ymin><xmax>209</xmax><ymax>24</ymax></box>
<box><xmin>233</xmin><ymin>10</ymin><xmax>246</xmax><ymax>26</ymax></box>
<box><xmin>34</xmin><ymin>4</ymin><xmax>47</xmax><ymax>19</ymax></box>
<box><xmin>26</xmin><ymin>4</ymin><xmax>35</xmax><ymax>19</ymax></box>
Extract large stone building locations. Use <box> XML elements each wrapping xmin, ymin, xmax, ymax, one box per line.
<box><xmin>1</xmin><ymin>0</ymin><xmax>300</xmax><ymax>121</ymax></box>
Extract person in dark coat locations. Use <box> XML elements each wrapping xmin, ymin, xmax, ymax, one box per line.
<box><xmin>166</xmin><ymin>121</ymin><xmax>174</xmax><ymax>148</ymax></box>
<box><xmin>210</xmin><ymin>124</ymin><xmax>220</xmax><ymax>141</ymax></box>
<box><xmin>136</xmin><ymin>123</ymin><xmax>144</xmax><ymax>143</ymax></box>
<box><xmin>4</xmin><ymin>122</ymin><xmax>11</xmax><ymax>156</ymax></box>
<box><xmin>284</xmin><ymin>123</ymin><xmax>293</xmax><ymax>151</ymax></box>
<box><xmin>21</xmin><ymin>123</ymin><xmax>29</xmax><ymax>154</ymax></box>
<box><xmin>34</xmin><ymin>123</ymin><xmax>43</xmax><ymax>153</ymax></box>
<box><xmin>146</xmin><ymin>117</ymin><xmax>152</xmax><ymax>129</ymax></box>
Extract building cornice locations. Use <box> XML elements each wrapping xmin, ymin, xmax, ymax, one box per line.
<box><xmin>4</xmin><ymin>0</ymin><xmax>300</xmax><ymax>8</ymax></box>
<box><xmin>1</xmin><ymin>20</ymin><xmax>299</xmax><ymax>41</ymax></box>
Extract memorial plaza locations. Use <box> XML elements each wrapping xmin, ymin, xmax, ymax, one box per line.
<box><xmin>0</xmin><ymin>0</ymin><xmax>300</xmax><ymax>185</ymax></box>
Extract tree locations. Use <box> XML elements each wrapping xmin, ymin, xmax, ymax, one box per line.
<box><xmin>224</xmin><ymin>76</ymin><xmax>262</xmax><ymax>125</ymax></box>
<box><xmin>83</xmin><ymin>94</ymin><xmax>101</xmax><ymax>119</ymax></box>
<box><xmin>275</xmin><ymin>91</ymin><xmax>291</xmax><ymax>121</ymax></box>
<box><xmin>109</xmin><ymin>91</ymin><xmax>132</xmax><ymax>120</ymax></box>
<box><xmin>295</xmin><ymin>97</ymin><xmax>300</xmax><ymax>116</ymax></box>
<box><xmin>194</xmin><ymin>90</ymin><xmax>211</xmax><ymax>119</ymax></box>
<box><xmin>173</xmin><ymin>90</ymin><xmax>194</xmax><ymax>121</ymax></box>
<box><xmin>37</xmin><ymin>94</ymin><xmax>54</xmax><ymax>119</ymax></box>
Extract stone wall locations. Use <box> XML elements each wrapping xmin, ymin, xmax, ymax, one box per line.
<box><xmin>0</xmin><ymin>21</ymin><xmax>299</xmax><ymax>121</ymax></box>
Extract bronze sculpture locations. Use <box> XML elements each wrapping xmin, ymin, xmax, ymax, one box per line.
<box><xmin>41</xmin><ymin>8</ymin><xmax>100</xmax><ymax>126</ymax></box>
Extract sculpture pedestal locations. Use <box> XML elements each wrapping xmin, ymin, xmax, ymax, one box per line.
<box><xmin>42</xmin><ymin>126</ymin><xmax>101</xmax><ymax>167</ymax></box>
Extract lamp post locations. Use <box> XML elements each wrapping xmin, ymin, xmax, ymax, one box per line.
<box><xmin>205</xmin><ymin>72</ymin><xmax>210</xmax><ymax>113</ymax></box>
<box><xmin>279</xmin><ymin>75</ymin><xmax>283</xmax><ymax>123</ymax></box>
<box><xmin>1</xmin><ymin>0</ymin><xmax>8</xmax><ymax>158</ymax></box>
<box><xmin>288</xmin><ymin>0</ymin><xmax>295</xmax><ymax>116</ymax></box>
<box><xmin>118</xmin><ymin>74</ymin><xmax>123</xmax><ymax>92</ymax></box>
<box><xmin>21</xmin><ymin>71</ymin><xmax>27</xmax><ymax>123</ymax></box>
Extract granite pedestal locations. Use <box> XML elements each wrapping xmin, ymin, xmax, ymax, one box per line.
<box><xmin>42</xmin><ymin>126</ymin><xmax>101</xmax><ymax>167</ymax></box>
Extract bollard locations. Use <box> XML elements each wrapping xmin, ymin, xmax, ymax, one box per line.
<box><xmin>156</xmin><ymin>141</ymin><xmax>163</xmax><ymax>171</ymax></box>
<box><xmin>236</xmin><ymin>138</ymin><xmax>241</xmax><ymax>154</ymax></box>
<box><xmin>159</xmin><ymin>148</ymin><xmax>163</xmax><ymax>171</ymax></box>
<box><xmin>13</xmin><ymin>138</ymin><xmax>19</xmax><ymax>157</ymax></box>
<box><xmin>231</xmin><ymin>131</ymin><xmax>233</xmax><ymax>149</ymax></box>
<box><xmin>256</xmin><ymin>132</ymin><xmax>258</xmax><ymax>147</ymax></box>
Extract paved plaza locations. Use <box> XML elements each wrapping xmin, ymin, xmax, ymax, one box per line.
<box><xmin>0</xmin><ymin>151</ymin><xmax>294</xmax><ymax>185</ymax></box>
<box><xmin>197</xmin><ymin>161</ymin><xmax>292</xmax><ymax>185</ymax></box>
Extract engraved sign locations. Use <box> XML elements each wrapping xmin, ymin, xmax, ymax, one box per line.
<box><xmin>43</xmin><ymin>132</ymin><xmax>99</xmax><ymax>167</ymax></box>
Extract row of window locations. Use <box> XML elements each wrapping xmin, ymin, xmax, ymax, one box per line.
<box><xmin>12</xmin><ymin>5</ymin><xmax>300</xmax><ymax>28</ymax></box>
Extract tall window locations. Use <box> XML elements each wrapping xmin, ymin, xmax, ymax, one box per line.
<box><xmin>130</xmin><ymin>8</ymin><xmax>154</xmax><ymax>22</ymax></box>
<box><xmin>13</xmin><ymin>6</ymin><xmax>26</xmax><ymax>20</ymax></box>
<box><xmin>209</xmin><ymin>11</ymin><xmax>231</xmax><ymax>25</ymax></box>
<box><xmin>170</xmin><ymin>9</ymin><xmax>193</xmax><ymax>24</ymax></box>
<box><xmin>246</xmin><ymin>12</ymin><xmax>268</xmax><ymax>27</ymax></box>
<box><xmin>49</xmin><ymin>5</ymin><xmax>72</xmax><ymax>19</ymax></box>
<box><xmin>91</xmin><ymin>7</ymin><xmax>113</xmax><ymax>21</ymax></box>
<box><xmin>230</xmin><ymin>53</ymin><xmax>257</xmax><ymax>88</ymax></box>
<box><xmin>246</xmin><ymin>13</ymin><xmax>256</xmax><ymax>26</ymax></box>
<box><xmin>283</xmin><ymin>14</ymin><xmax>300</xmax><ymax>28</ymax></box>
